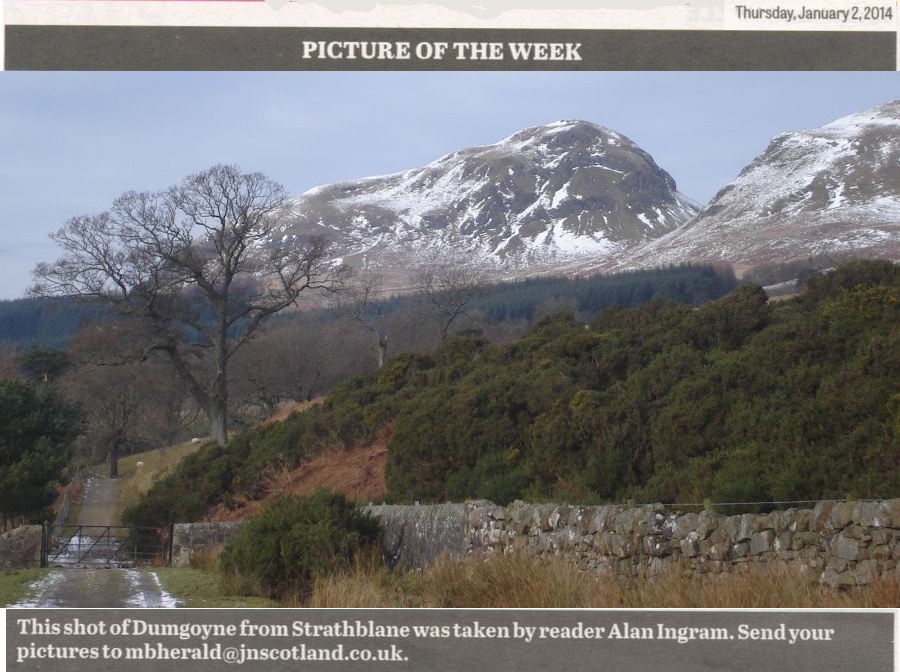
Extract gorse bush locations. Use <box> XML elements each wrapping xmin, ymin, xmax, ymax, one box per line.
<box><xmin>218</xmin><ymin>489</ymin><xmax>382</xmax><ymax>600</ymax></box>
<box><xmin>386</xmin><ymin>261</ymin><xmax>899</xmax><ymax>505</ymax></box>
<box><xmin>122</xmin><ymin>441</ymin><xmax>232</xmax><ymax>528</ymax></box>
<box><xmin>126</xmin><ymin>260</ymin><xmax>900</xmax><ymax>525</ymax></box>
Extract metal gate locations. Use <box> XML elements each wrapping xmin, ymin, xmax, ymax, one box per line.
<box><xmin>43</xmin><ymin>525</ymin><xmax>169</xmax><ymax>567</ymax></box>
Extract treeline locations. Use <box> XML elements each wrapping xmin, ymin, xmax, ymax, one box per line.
<box><xmin>124</xmin><ymin>260</ymin><xmax>899</xmax><ymax>527</ymax></box>
<box><xmin>0</xmin><ymin>265</ymin><xmax>736</xmax><ymax>351</ymax></box>
<box><xmin>0</xmin><ymin>297</ymin><xmax>110</xmax><ymax>349</ymax></box>
<box><xmin>476</xmin><ymin>264</ymin><xmax>735</xmax><ymax>323</ymax></box>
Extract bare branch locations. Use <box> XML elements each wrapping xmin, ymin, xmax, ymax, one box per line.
<box><xmin>413</xmin><ymin>239</ymin><xmax>494</xmax><ymax>340</ymax></box>
<box><xmin>30</xmin><ymin>164</ymin><xmax>337</xmax><ymax>445</ymax></box>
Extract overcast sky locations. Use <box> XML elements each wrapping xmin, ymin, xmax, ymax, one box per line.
<box><xmin>1</xmin><ymin>71</ymin><xmax>897</xmax><ymax>299</ymax></box>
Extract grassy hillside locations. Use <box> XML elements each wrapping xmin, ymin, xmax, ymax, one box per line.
<box><xmin>124</xmin><ymin>260</ymin><xmax>899</xmax><ymax>528</ymax></box>
<box><xmin>114</xmin><ymin>441</ymin><xmax>208</xmax><ymax>514</ymax></box>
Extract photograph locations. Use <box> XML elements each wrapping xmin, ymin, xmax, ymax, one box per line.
<box><xmin>0</xmin><ymin>5</ymin><xmax>898</xmax><ymax>670</ymax></box>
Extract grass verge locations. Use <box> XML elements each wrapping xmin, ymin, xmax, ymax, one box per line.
<box><xmin>164</xmin><ymin>551</ymin><xmax>900</xmax><ymax>609</ymax></box>
<box><xmin>150</xmin><ymin>546</ymin><xmax>279</xmax><ymax>608</ymax></box>
<box><xmin>107</xmin><ymin>440</ymin><xmax>207</xmax><ymax>519</ymax></box>
<box><xmin>306</xmin><ymin>553</ymin><xmax>900</xmax><ymax>609</ymax></box>
<box><xmin>151</xmin><ymin>567</ymin><xmax>279</xmax><ymax>608</ymax></box>
<box><xmin>0</xmin><ymin>568</ymin><xmax>52</xmax><ymax>607</ymax></box>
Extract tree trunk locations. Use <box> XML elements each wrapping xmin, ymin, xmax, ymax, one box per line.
<box><xmin>108</xmin><ymin>436</ymin><xmax>119</xmax><ymax>479</ymax></box>
<box><xmin>210</xmin><ymin>300</ymin><xmax>230</xmax><ymax>446</ymax></box>
<box><xmin>376</xmin><ymin>334</ymin><xmax>388</xmax><ymax>370</ymax></box>
<box><xmin>206</xmin><ymin>399</ymin><xmax>228</xmax><ymax>446</ymax></box>
<box><xmin>207</xmin><ymin>370</ymin><xmax>229</xmax><ymax>446</ymax></box>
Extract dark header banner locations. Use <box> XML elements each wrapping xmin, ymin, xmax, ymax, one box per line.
<box><xmin>6</xmin><ymin>608</ymin><xmax>896</xmax><ymax>672</ymax></box>
<box><xmin>4</xmin><ymin>26</ymin><xmax>897</xmax><ymax>70</ymax></box>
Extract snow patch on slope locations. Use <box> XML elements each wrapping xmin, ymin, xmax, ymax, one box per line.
<box><xmin>281</xmin><ymin>120</ymin><xmax>699</xmax><ymax>268</ymax></box>
<box><xmin>614</xmin><ymin>101</ymin><xmax>900</xmax><ymax>270</ymax></box>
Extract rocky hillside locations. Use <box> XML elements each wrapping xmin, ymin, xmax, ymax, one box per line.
<box><xmin>266</xmin><ymin>103</ymin><xmax>899</xmax><ymax>282</ymax></box>
<box><xmin>275</xmin><ymin>120</ymin><xmax>699</xmax><ymax>271</ymax></box>
<box><xmin>621</xmin><ymin>100</ymin><xmax>900</xmax><ymax>272</ymax></box>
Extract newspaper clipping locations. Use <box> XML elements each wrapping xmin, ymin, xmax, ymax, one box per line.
<box><xmin>0</xmin><ymin>1</ymin><xmax>898</xmax><ymax>671</ymax></box>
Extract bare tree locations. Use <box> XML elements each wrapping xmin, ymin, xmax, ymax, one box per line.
<box><xmin>65</xmin><ymin>361</ymin><xmax>142</xmax><ymax>478</ymax></box>
<box><xmin>343</xmin><ymin>262</ymin><xmax>391</xmax><ymax>368</ymax></box>
<box><xmin>230</xmin><ymin>309</ymin><xmax>375</xmax><ymax>424</ymax></box>
<box><xmin>413</xmin><ymin>241</ymin><xmax>493</xmax><ymax>341</ymax></box>
<box><xmin>62</xmin><ymin>320</ymin><xmax>199</xmax><ymax>476</ymax></box>
<box><xmin>32</xmin><ymin>164</ymin><xmax>345</xmax><ymax>445</ymax></box>
<box><xmin>229</xmin><ymin>322</ymin><xmax>316</xmax><ymax>421</ymax></box>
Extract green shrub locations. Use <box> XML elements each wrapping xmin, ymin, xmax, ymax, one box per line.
<box><xmin>218</xmin><ymin>489</ymin><xmax>382</xmax><ymax>601</ymax></box>
<box><xmin>127</xmin><ymin>260</ymin><xmax>900</xmax><ymax>518</ymax></box>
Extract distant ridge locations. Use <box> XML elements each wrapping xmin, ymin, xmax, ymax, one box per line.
<box><xmin>617</xmin><ymin>100</ymin><xmax>900</xmax><ymax>272</ymax></box>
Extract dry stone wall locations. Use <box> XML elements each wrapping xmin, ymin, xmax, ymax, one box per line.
<box><xmin>461</xmin><ymin>499</ymin><xmax>900</xmax><ymax>588</ymax></box>
<box><xmin>171</xmin><ymin>499</ymin><xmax>900</xmax><ymax>587</ymax></box>
<box><xmin>169</xmin><ymin>521</ymin><xmax>244</xmax><ymax>569</ymax></box>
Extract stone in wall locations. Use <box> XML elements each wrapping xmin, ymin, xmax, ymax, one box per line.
<box><xmin>0</xmin><ymin>525</ymin><xmax>43</xmax><ymax>570</ymax></box>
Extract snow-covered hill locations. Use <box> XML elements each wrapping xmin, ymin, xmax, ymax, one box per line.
<box><xmin>620</xmin><ymin>100</ymin><xmax>900</xmax><ymax>271</ymax></box>
<box><xmin>275</xmin><ymin>120</ymin><xmax>699</xmax><ymax>271</ymax></box>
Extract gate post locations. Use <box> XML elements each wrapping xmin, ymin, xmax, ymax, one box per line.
<box><xmin>40</xmin><ymin>523</ymin><xmax>48</xmax><ymax>568</ymax></box>
<box><xmin>166</xmin><ymin>524</ymin><xmax>175</xmax><ymax>566</ymax></box>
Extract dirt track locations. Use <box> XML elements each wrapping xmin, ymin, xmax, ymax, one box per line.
<box><xmin>10</xmin><ymin>476</ymin><xmax>179</xmax><ymax>609</ymax></box>
<box><xmin>12</xmin><ymin>566</ymin><xmax>178</xmax><ymax>608</ymax></box>
<box><xmin>75</xmin><ymin>477</ymin><xmax>121</xmax><ymax>528</ymax></box>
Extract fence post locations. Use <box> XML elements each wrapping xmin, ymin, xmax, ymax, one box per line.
<box><xmin>40</xmin><ymin>523</ymin><xmax>48</xmax><ymax>568</ymax></box>
<box><xmin>166</xmin><ymin>524</ymin><xmax>175</xmax><ymax>566</ymax></box>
